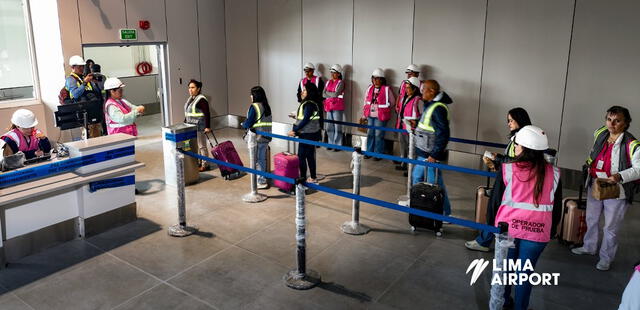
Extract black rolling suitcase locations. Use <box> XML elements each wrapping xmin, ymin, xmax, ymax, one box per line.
<box><xmin>409</xmin><ymin>168</ymin><xmax>444</xmax><ymax>236</ymax></box>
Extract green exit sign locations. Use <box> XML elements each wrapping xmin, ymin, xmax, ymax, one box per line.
<box><xmin>119</xmin><ymin>29</ymin><xmax>137</xmax><ymax>40</ymax></box>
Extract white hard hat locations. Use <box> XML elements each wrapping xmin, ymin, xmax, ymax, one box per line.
<box><xmin>515</xmin><ymin>125</ymin><xmax>549</xmax><ymax>151</ymax></box>
<box><xmin>11</xmin><ymin>109</ymin><xmax>38</xmax><ymax>128</ymax></box>
<box><xmin>371</xmin><ymin>68</ymin><xmax>384</xmax><ymax>78</ymax></box>
<box><xmin>406</xmin><ymin>77</ymin><xmax>421</xmax><ymax>88</ymax></box>
<box><xmin>330</xmin><ymin>64</ymin><xmax>343</xmax><ymax>74</ymax></box>
<box><xmin>405</xmin><ymin>64</ymin><xmax>420</xmax><ymax>73</ymax></box>
<box><xmin>303</xmin><ymin>62</ymin><xmax>315</xmax><ymax>70</ymax></box>
<box><xmin>69</xmin><ymin>55</ymin><xmax>86</xmax><ymax>66</ymax></box>
<box><xmin>104</xmin><ymin>77</ymin><xmax>126</xmax><ymax>90</ymax></box>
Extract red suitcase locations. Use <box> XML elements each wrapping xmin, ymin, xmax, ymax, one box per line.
<box><xmin>273</xmin><ymin>152</ymin><xmax>299</xmax><ymax>193</ymax></box>
<box><xmin>206</xmin><ymin>132</ymin><xmax>244</xmax><ymax>180</ymax></box>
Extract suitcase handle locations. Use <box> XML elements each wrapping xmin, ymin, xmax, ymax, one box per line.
<box><xmin>205</xmin><ymin>131</ymin><xmax>219</xmax><ymax>147</ymax></box>
<box><xmin>423</xmin><ymin>160</ymin><xmax>439</xmax><ymax>185</ymax></box>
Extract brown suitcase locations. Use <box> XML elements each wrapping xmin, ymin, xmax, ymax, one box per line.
<box><xmin>558</xmin><ymin>165</ymin><xmax>588</xmax><ymax>245</ymax></box>
<box><xmin>558</xmin><ymin>197</ymin><xmax>587</xmax><ymax>244</ymax></box>
<box><xmin>475</xmin><ymin>186</ymin><xmax>491</xmax><ymax>223</ymax></box>
<box><xmin>474</xmin><ymin>173</ymin><xmax>492</xmax><ymax>224</ymax></box>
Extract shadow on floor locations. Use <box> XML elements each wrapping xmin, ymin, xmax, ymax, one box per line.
<box><xmin>317</xmin><ymin>281</ymin><xmax>372</xmax><ymax>303</ymax></box>
<box><xmin>321</xmin><ymin>174</ymin><xmax>384</xmax><ymax>190</ymax></box>
<box><xmin>0</xmin><ymin>218</ymin><xmax>163</xmax><ymax>292</ymax></box>
<box><xmin>136</xmin><ymin>178</ymin><xmax>166</xmax><ymax>195</ymax></box>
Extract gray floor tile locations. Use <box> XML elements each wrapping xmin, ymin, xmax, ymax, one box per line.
<box><xmin>115</xmin><ymin>283</ymin><xmax>213</xmax><ymax>310</ymax></box>
<box><xmin>14</xmin><ymin>254</ymin><xmax>159</xmax><ymax>310</ymax></box>
<box><xmin>238</xmin><ymin>206</ymin><xmax>347</xmax><ymax>268</ymax></box>
<box><xmin>91</xmin><ymin>229</ymin><xmax>232</xmax><ymax>280</ymax></box>
<box><xmin>0</xmin><ymin>240</ymin><xmax>103</xmax><ymax>292</ymax></box>
<box><xmin>0</xmin><ymin>292</ymin><xmax>32</xmax><ymax>310</ymax></box>
<box><xmin>168</xmin><ymin>246</ymin><xmax>289</xmax><ymax>309</ymax></box>
<box><xmin>308</xmin><ymin>238</ymin><xmax>415</xmax><ymax>300</ymax></box>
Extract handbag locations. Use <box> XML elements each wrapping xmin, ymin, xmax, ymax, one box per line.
<box><xmin>358</xmin><ymin>117</ymin><xmax>368</xmax><ymax>133</ymax></box>
<box><xmin>591</xmin><ymin>178</ymin><xmax>620</xmax><ymax>200</ymax></box>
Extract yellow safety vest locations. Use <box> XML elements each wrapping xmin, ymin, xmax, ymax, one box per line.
<box><xmin>297</xmin><ymin>101</ymin><xmax>320</xmax><ymax>120</ymax></box>
<box><xmin>252</xmin><ymin>103</ymin><xmax>272</xmax><ymax>128</ymax></box>
<box><xmin>67</xmin><ymin>73</ymin><xmax>93</xmax><ymax>99</ymax></box>
<box><xmin>417</xmin><ymin>102</ymin><xmax>449</xmax><ymax>132</ymax></box>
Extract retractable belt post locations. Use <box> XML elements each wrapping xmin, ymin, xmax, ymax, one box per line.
<box><xmin>489</xmin><ymin>222</ymin><xmax>513</xmax><ymax>310</ymax></box>
<box><xmin>168</xmin><ymin>147</ymin><xmax>199</xmax><ymax>237</ymax></box>
<box><xmin>398</xmin><ymin>130</ymin><xmax>415</xmax><ymax>206</ymax></box>
<box><xmin>242</xmin><ymin>130</ymin><xmax>268</xmax><ymax>203</ymax></box>
<box><xmin>284</xmin><ymin>178</ymin><xmax>321</xmax><ymax>290</ymax></box>
<box><xmin>341</xmin><ymin>147</ymin><xmax>370</xmax><ymax>235</ymax></box>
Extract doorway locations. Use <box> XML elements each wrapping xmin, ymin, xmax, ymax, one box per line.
<box><xmin>83</xmin><ymin>43</ymin><xmax>168</xmax><ymax>146</ymax></box>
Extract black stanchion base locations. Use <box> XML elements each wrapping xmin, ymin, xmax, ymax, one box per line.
<box><xmin>167</xmin><ymin>224</ymin><xmax>198</xmax><ymax>237</ymax></box>
<box><xmin>283</xmin><ymin>269</ymin><xmax>321</xmax><ymax>290</ymax></box>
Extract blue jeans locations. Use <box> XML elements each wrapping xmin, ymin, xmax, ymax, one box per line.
<box><xmin>325</xmin><ymin>110</ymin><xmax>344</xmax><ymax>146</ymax></box>
<box><xmin>366</xmin><ymin>117</ymin><xmax>387</xmax><ymax>154</ymax></box>
<box><xmin>476</xmin><ymin>229</ymin><xmax>495</xmax><ymax>247</ymax></box>
<box><xmin>411</xmin><ymin>156</ymin><xmax>451</xmax><ymax>216</ymax></box>
<box><xmin>503</xmin><ymin>238</ymin><xmax>548</xmax><ymax>310</ymax></box>
<box><xmin>256</xmin><ymin>142</ymin><xmax>268</xmax><ymax>185</ymax></box>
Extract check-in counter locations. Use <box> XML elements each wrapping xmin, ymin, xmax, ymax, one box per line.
<box><xmin>0</xmin><ymin>134</ymin><xmax>144</xmax><ymax>265</ymax></box>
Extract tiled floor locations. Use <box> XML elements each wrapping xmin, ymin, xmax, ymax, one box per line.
<box><xmin>1</xmin><ymin>123</ymin><xmax>638</xmax><ymax>310</ymax></box>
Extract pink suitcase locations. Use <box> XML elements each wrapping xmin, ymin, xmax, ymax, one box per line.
<box><xmin>274</xmin><ymin>152</ymin><xmax>299</xmax><ymax>193</ymax></box>
<box><xmin>206</xmin><ymin>132</ymin><xmax>244</xmax><ymax>180</ymax></box>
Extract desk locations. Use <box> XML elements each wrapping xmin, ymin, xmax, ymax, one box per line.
<box><xmin>0</xmin><ymin>134</ymin><xmax>144</xmax><ymax>265</ymax></box>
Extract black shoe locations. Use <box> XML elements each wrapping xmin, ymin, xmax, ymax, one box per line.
<box><xmin>333</xmin><ymin>148</ymin><xmax>340</xmax><ymax>152</ymax></box>
<box><xmin>327</xmin><ymin>148</ymin><xmax>333</xmax><ymax>151</ymax></box>
<box><xmin>403</xmin><ymin>172</ymin><xmax>408</xmax><ymax>177</ymax></box>
<box><xmin>373</xmin><ymin>157</ymin><xmax>382</xmax><ymax>161</ymax></box>
<box><xmin>135</xmin><ymin>189</ymin><xmax>140</xmax><ymax>195</ymax></box>
<box><xmin>364</xmin><ymin>155</ymin><xmax>372</xmax><ymax>159</ymax></box>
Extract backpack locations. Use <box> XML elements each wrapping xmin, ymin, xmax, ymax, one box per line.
<box><xmin>59</xmin><ymin>75</ymin><xmax>82</xmax><ymax>105</ymax></box>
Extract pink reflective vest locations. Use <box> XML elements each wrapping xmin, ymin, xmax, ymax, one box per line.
<box><xmin>398</xmin><ymin>79</ymin><xmax>424</xmax><ymax>100</ymax></box>
<box><xmin>104</xmin><ymin>98</ymin><xmax>138</xmax><ymax>136</ymax></box>
<box><xmin>363</xmin><ymin>85</ymin><xmax>393</xmax><ymax>122</ymax></box>
<box><xmin>299</xmin><ymin>76</ymin><xmax>320</xmax><ymax>90</ymax></box>
<box><xmin>494</xmin><ymin>162</ymin><xmax>560</xmax><ymax>243</ymax></box>
<box><xmin>323</xmin><ymin>79</ymin><xmax>344</xmax><ymax>112</ymax></box>
<box><xmin>395</xmin><ymin>95</ymin><xmax>421</xmax><ymax>131</ymax></box>
<box><xmin>2</xmin><ymin>128</ymin><xmax>41</xmax><ymax>152</ymax></box>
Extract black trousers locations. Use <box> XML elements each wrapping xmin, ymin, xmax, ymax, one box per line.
<box><xmin>298</xmin><ymin>131</ymin><xmax>321</xmax><ymax>179</ymax></box>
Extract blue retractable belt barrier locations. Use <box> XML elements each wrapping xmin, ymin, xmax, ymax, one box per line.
<box><xmin>323</xmin><ymin>119</ymin><xmax>508</xmax><ymax>149</ymax></box>
<box><xmin>164</xmin><ymin>131</ymin><xmax>197</xmax><ymax>142</ymax></box>
<box><xmin>254</xmin><ymin>130</ymin><xmax>496</xmax><ymax>178</ymax></box>
<box><xmin>89</xmin><ymin>175</ymin><xmax>136</xmax><ymax>192</ymax></box>
<box><xmin>0</xmin><ymin>145</ymin><xmax>135</xmax><ymax>188</ymax></box>
<box><xmin>179</xmin><ymin>149</ymin><xmax>500</xmax><ymax>234</ymax></box>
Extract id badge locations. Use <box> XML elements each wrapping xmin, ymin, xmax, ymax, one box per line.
<box><xmin>596</xmin><ymin>160</ymin><xmax>604</xmax><ymax>170</ymax></box>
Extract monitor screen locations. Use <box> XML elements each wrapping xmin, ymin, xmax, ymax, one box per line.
<box><xmin>54</xmin><ymin>100</ymin><xmax>104</xmax><ymax>130</ymax></box>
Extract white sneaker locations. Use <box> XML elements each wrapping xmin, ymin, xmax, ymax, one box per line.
<box><xmin>596</xmin><ymin>260</ymin><xmax>610</xmax><ymax>271</ymax></box>
<box><xmin>257</xmin><ymin>183</ymin><xmax>269</xmax><ymax>189</ymax></box>
<box><xmin>464</xmin><ymin>240</ymin><xmax>490</xmax><ymax>252</ymax></box>
<box><xmin>306</xmin><ymin>178</ymin><xmax>319</xmax><ymax>184</ymax></box>
<box><xmin>571</xmin><ymin>247</ymin><xmax>594</xmax><ymax>255</ymax></box>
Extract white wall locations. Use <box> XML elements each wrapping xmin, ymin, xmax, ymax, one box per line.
<box><xmin>258</xmin><ymin>0</ymin><xmax>302</xmax><ymax>124</ymax></box>
<box><xmin>559</xmin><ymin>0</ymin><xmax>640</xmax><ymax>170</ymax></box>
<box><xmin>225</xmin><ymin>0</ymin><xmax>259</xmax><ymax>117</ymax></box>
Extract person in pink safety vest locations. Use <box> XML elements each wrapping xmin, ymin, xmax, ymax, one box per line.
<box><xmin>1</xmin><ymin>109</ymin><xmax>51</xmax><ymax>160</ymax></box>
<box><xmin>103</xmin><ymin>77</ymin><xmax>144</xmax><ymax>136</ymax></box>
<box><xmin>397</xmin><ymin>64</ymin><xmax>423</xmax><ymax>103</ymax></box>
<box><xmin>297</xmin><ymin>62</ymin><xmax>324</xmax><ymax>104</ymax></box>
<box><xmin>363</xmin><ymin>68</ymin><xmax>395</xmax><ymax>159</ymax></box>
<box><xmin>394</xmin><ymin>76</ymin><xmax>422</xmax><ymax>172</ymax></box>
<box><xmin>323</xmin><ymin>64</ymin><xmax>345</xmax><ymax>150</ymax></box>
<box><xmin>490</xmin><ymin>125</ymin><xmax>562</xmax><ymax>310</ymax></box>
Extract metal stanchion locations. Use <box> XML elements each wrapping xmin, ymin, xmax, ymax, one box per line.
<box><xmin>284</xmin><ymin>179</ymin><xmax>321</xmax><ymax>290</ymax></box>
<box><xmin>341</xmin><ymin>147</ymin><xmax>370</xmax><ymax>235</ymax></box>
<box><xmin>489</xmin><ymin>222</ymin><xmax>513</xmax><ymax>310</ymax></box>
<box><xmin>168</xmin><ymin>149</ymin><xmax>199</xmax><ymax>237</ymax></box>
<box><xmin>398</xmin><ymin>130</ymin><xmax>415</xmax><ymax>206</ymax></box>
<box><xmin>243</xmin><ymin>130</ymin><xmax>268</xmax><ymax>203</ymax></box>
